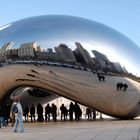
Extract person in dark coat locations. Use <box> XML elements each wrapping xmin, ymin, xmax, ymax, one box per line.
<box><xmin>60</xmin><ymin>104</ymin><xmax>68</xmax><ymax>120</ymax></box>
<box><xmin>4</xmin><ymin>103</ymin><xmax>11</xmax><ymax>126</ymax></box>
<box><xmin>24</xmin><ymin>106</ymin><xmax>29</xmax><ymax>122</ymax></box>
<box><xmin>51</xmin><ymin>103</ymin><xmax>57</xmax><ymax>121</ymax></box>
<box><xmin>69</xmin><ymin>102</ymin><xmax>74</xmax><ymax>121</ymax></box>
<box><xmin>37</xmin><ymin>103</ymin><xmax>44</xmax><ymax>122</ymax></box>
<box><xmin>92</xmin><ymin>108</ymin><xmax>96</xmax><ymax>120</ymax></box>
<box><xmin>60</xmin><ymin>104</ymin><xmax>65</xmax><ymax>120</ymax></box>
<box><xmin>74</xmin><ymin>102</ymin><xmax>82</xmax><ymax>121</ymax></box>
<box><xmin>30</xmin><ymin>104</ymin><xmax>35</xmax><ymax>122</ymax></box>
<box><xmin>64</xmin><ymin>106</ymin><xmax>68</xmax><ymax>120</ymax></box>
<box><xmin>45</xmin><ymin>103</ymin><xmax>51</xmax><ymax>122</ymax></box>
<box><xmin>86</xmin><ymin>107</ymin><xmax>92</xmax><ymax>119</ymax></box>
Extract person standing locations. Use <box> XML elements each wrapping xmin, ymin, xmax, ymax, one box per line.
<box><xmin>60</xmin><ymin>104</ymin><xmax>65</xmax><ymax>120</ymax></box>
<box><xmin>74</xmin><ymin>102</ymin><xmax>81</xmax><ymax>121</ymax></box>
<box><xmin>45</xmin><ymin>103</ymin><xmax>51</xmax><ymax>122</ymax></box>
<box><xmin>30</xmin><ymin>104</ymin><xmax>35</xmax><ymax>122</ymax></box>
<box><xmin>69</xmin><ymin>102</ymin><xmax>74</xmax><ymax>121</ymax></box>
<box><xmin>86</xmin><ymin>107</ymin><xmax>92</xmax><ymax>119</ymax></box>
<box><xmin>37</xmin><ymin>103</ymin><xmax>44</xmax><ymax>122</ymax></box>
<box><xmin>24</xmin><ymin>106</ymin><xmax>29</xmax><ymax>122</ymax></box>
<box><xmin>92</xmin><ymin>108</ymin><xmax>96</xmax><ymax>120</ymax></box>
<box><xmin>4</xmin><ymin>103</ymin><xmax>11</xmax><ymax>126</ymax></box>
<box><xmin>12</xmin><ymin>97</ymin><xmax>24</xmax><ymax>133</ymax></box>
<box><xmin>51</xmin><ymin>103</ymin><xmax>57</xmax><ymax>121</ymax></box>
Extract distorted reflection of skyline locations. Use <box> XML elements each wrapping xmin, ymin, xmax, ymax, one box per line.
<box><xmin>0</xmin><ymin>15</ymin><xmax>140</xmax><ymax>76</ymax></box>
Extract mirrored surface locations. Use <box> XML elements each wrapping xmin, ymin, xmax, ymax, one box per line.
<box><xmin>0</xmin><ymin>15</ymin><xmax>140</xmax><ymax>119</ymax></box>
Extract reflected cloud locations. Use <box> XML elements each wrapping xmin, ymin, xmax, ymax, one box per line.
<box><xmin>0</xmin><ymin>24</ymin><xmax>11</xmax><ymax>31</ymax></box>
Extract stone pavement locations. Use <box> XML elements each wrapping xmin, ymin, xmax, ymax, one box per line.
<box><xmin>0</xmin><ymin>119</ymin><xmax>140</xmax><ymax>140</ymax></box>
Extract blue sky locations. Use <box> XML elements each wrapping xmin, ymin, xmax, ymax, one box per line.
<box><xmin>0</xmin><ymin>0</ymin><xmax>140</xmax><ymax>47</ymax></box>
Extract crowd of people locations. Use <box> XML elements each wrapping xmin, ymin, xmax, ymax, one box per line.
<box><xmin>0</xmin><ymin>100</ymin><xmax>101</xmax><ymax>130</ymax></box>
<box><xmin>23</xmin><ymin>102</ymin><xmax>84</xmax><ymax>123</ymax></box>
<box><xmin>21</xmin><ymin>101</ymin><xmax>102</xmax><ymax>123</ymax></box>
<box><xmin>0</xmin><ymin>96</ymin><xmax>105</xmax><ymax>133</ymax></box>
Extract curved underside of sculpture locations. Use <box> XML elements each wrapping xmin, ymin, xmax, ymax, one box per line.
<box><xmin>0</xmin><ymin>64</ymin><xmax>140</xmax><ymax>119</ymax></box>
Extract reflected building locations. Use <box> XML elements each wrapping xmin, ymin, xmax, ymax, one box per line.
<box><xmin>1</xmin><ymin>42</ymin><xmax>14</xmax><ymax>51</ymax></box>
<box><xmin>18</xmin><ymin>42</ymin><xmax>37</xmax><ymax>58</ymax></box>
<box><xmin>0</xmin><ymin>42</ymin><xmax>14</xmax><ymax>62</ymax></box>
<box><xmin>112</xmin><ymin>62</ymin><xmax>123</xmax><ymax>73</ymax></box>
<box><xmin>54</xmin><ymin>44</ymin><xmax>76</xmax><ymax>63</ymax></box>
<box><xmin>36</xmin><ymin>46</ymin><xmax>41</xmax><ymax>52</ymax></box>
<box><xmin>74</xmin><ymin>42</ymin><xmax>94</xmax><ymax>66</ymax></box>
<box><xmin>92</xmin><ymin>50</ymin><xmax>124</xmax><ymax>73</ymax></box>
<box><xmin>92</xmin><ymin>50</ymin><xmax>110</xmax><ymax>63</ymax></box>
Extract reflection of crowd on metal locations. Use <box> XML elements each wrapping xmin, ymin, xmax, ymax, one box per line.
<box><xmin>97</xmin><ymin>73</ymin><xmax>105</xmax><ymax>81</ymax></box>
<box><xmin>96</xmin><ymin>71</ymin><xmax>129</xmax><ymax>92</ymax></box>
<box><xmin>116</xmin><ymin>82</ymin><xmax>128</xmax><ymax>91</ymax></box>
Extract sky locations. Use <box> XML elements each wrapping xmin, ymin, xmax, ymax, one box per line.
<box><xmin>0</xmin><ymin>0</ymin><xmax>140</xmax><ymax>47</ymax></box>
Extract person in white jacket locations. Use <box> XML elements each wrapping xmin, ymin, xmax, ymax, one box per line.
<box><xmin>12</xmin><ymin>97</ymin><xmax>24</xmax><ymax>133</ymax></box>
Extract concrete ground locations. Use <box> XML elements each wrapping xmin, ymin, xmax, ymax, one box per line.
<box><xmin>0</xmin><ymin>119</ymin><xmax>140</xmax><ymax>140</ymax></box>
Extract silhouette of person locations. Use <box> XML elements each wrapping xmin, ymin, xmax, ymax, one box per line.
<box><xmin>30</xmin><ymin>104</ymin><xmax>35</xmax><ymax>122</ymax></box>
<box><xmin>51</xmin><ymin>103</ymin><xmax>57</xmax><ymax>121</ymax></box>
<box><xmin>60</xmin><ymin>104</ymin><xmax>65</xmax><ymax>120</ymax></box>
<box><xmin>24</xmin><ymin>106</ymin><xmax>29</xmax><ymax>122</ymax></box>
<box><xmin>69</xmin><ymin>102</ymin><xmax>74</xmax><ymax>121</ymax></box>
<box><xmin>4</xmin><ymin>103</ymin><xmax>11</xmax><ymax>126</ymax></box>
<box><xmin>37</xmin><ymin>103</ymin><xmax>44</xmax><ymax>122</ymax></box>
<box><xmin>45</xmin><ymin>103</ymin><xmax>51</xmax><ymax>122</ymax></box>
<box><xmin>92</xmin><ymin>108</ymin><xmax>96</xmax><ymax>120</ymax></box>
<box><xmin>60</xmin><ymin>104</ymin><xmax>68</xmax><ymax>121</ymax></box>
<box><xmin>64</xmin><ymin>106</ymin><xmax>68</xmax><ymax>120</ymax></box>
<box><xmin>86</xmin><ymin>107</ymin><xmax>92</xmax><ymax>119</ymax></box>
<box><xmin>74</xmin><ymin>102</ymin><xmax>81</xmax><ymax>121</ymax></box>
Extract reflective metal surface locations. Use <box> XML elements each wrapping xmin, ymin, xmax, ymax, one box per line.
<box><xmin>0</xmin><ymin>15</ymin><xmax>140</xmax><ymax>119</ymax></box>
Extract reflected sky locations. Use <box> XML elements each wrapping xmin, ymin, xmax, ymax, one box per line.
<box><xmin>0</xmin><ymin>15</ymin><xmax>140</xmax><ymax>76</ymax></box>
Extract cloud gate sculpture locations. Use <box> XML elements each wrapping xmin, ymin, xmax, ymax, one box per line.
<box><xmin>0</xmin><ymin>15</ymin><xmax>140</xmax><ymax>119</ymax></box>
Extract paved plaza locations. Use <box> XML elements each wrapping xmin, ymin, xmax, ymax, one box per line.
<box><xmin>1</xmin><ymin>118</ymin><xmax>140</xmax><ymax>140</ymax></box>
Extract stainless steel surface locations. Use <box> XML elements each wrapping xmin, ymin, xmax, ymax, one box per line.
<box><xmin>0</xmin><ymin>15</ymin><xmax>140</xmax><ymax>119</ymax></box>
